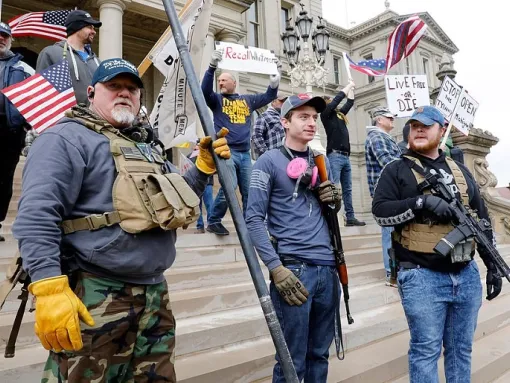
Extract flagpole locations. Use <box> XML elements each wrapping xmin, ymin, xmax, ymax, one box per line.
<box><xmin>160</xmin><ymin>0</ymin><xmax>299</xmax><ymax>381</ymax></box>
<box><xmin>0</xmin><ymin>0</ymin><xmax>3</xmax><ymax>21</ymax></box>
<box><xmin>342</xmin><ymin>52</ymin><xmax>353</xmax><ymax>82</ymax></box>
<box><xmin>138</xmin><ymin>0</ymin><xmax>194</xmax><ymax>77</ymax></box>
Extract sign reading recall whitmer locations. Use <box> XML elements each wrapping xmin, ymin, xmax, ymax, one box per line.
<box><xmin>452</xmin><ymin>89</ymin><xmax>479</xmax><ymax>136</ymax></box>
<box><xmin>215</xmin><ymin>41</ymin><xmax>278</xmax><ymax>75</ymax></box>
<box><xmin>435</xmin><ymin>76</ymin><xmax>462</xmax><ymax>120</ymax></box>
<box><xmin>385</xmin><ymin>75</ymin><xmax>430</xmax><ymax>117</ymax></box>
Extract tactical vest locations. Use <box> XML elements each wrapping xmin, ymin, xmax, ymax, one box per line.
<box><xmin>394</xmin><ymin>155</ymin><xmax>470</xmax><ymax>254</ymax></box>
<box><xmin>61</xmin><ymin>109</ymin><xmax>200</xmax><ymax>234</ymax></box>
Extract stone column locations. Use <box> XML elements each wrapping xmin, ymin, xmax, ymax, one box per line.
<box><xmin>97</xmin><ymin>0</ymin><xmax>127</xmax><ymax>60</ymax></box>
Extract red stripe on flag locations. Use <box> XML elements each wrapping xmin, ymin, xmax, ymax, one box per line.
<box><xmin>33</xmin><ymin>95</ymin><xmax>77</xmax><ymax>133</ymax></box>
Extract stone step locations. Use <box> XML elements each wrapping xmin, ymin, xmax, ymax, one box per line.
<box><xmin>492</xmin><ymin>368</ymin><xmax>510</xmax><ymax>383</ymax></box>
<box><xmin>2</xmin><ymin>268</ymin><xmax>510</xmax><ymax>383</ymax></box>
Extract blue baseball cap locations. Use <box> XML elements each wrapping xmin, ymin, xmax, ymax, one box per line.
<box><xmin>0</xmin><ymin>22</ymin><xmax>12</xmax><ymax>37</ymax></box>
<box><xmin>281</xmin><ymin>94</ymin><xmax>326</xmax><ymax>117</ymax></box>
<box><xmin>91</xmin><ymin>58</ymin><xmax>144</xmax><ymax>88</ymax></box>
<box><xmin>406</xmin><ymin>105</ymin><xmax>445</xmax><ymax>127</ymax></box>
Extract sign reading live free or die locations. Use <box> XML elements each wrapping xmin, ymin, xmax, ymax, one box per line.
<box><xmin>385</xmin><ymin>75</ymin><xmax>430</xmax><ymax>118</ymax></box>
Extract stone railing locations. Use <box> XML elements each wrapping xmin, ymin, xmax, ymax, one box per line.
<box><xmin>452</xmin><ymin>128</ymin><xmax>510</xmax><ymax>244</ymax></box>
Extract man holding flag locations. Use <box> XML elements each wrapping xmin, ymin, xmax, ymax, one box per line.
<box><xmin>202</xmin><ymin>50</ymin><xmax>280</xmax><ymax>235</ymax></box>
<box><xmin>0</xmin><ymin>21</ymin><xmax>34</xmax><ymax>242</ymax></box>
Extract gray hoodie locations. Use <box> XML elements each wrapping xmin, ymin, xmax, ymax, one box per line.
<box><xmin>13</xmin><ymin>116</ymin><xmax>209</xmax><ymax>284</ymax></box>
<box><xmin>36</xmin><ymin>41</ymin><xmax>100</xmax><ymax>105</ymax></box>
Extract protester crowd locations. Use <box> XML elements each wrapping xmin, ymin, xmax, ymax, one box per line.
<box><xmin>0</xmin><ymin>8</ymin><xmax>501</xmax><ymax>383</ymax></box>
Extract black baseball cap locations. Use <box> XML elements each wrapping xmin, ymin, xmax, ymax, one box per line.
<box><xmin>281</xmin><ymin>94</ymin><xmax>327</xmax><ymax>117</ymax></box>
<box><xmin>0</xmin><ymin>22</ymin><xmax>12</xmax><ymax>37</ymax></box>
<box><xmin>65</xmin><ymin>10</ymin><xmax>102</xmax><ymax>37</ymax></box>
<box><xmin>91</xmin><ymin>58</ymin><xmax>144</xmax><ymax>88</ymax></box>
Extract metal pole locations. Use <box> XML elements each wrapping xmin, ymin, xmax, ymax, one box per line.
<box><xmin>160</xmin><ymin>1</ymin><xmax>299</xmax><ymax>382</ymax></box>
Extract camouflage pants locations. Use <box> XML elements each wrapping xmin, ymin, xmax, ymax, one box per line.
<box><xmin>41</xmin><ymin>272</ymin><xmax>176</xmax><ymax>383</ymax></box>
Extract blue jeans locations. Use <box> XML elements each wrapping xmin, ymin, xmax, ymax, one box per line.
<box><xmin>270</xmin><ymin>263</ymin><xmax>339</xmax><ymax>382</ymax></box>
<box><xmin>327</xmin><ymin>152</ymin><xmax>354</xmax><ymax>219</ymax></box>
<box><xmin>196</xmin><ymin>184</ymin><xmax>213</xmax><ymax>229</ymax></box>
<box><xmin>208</xmin><ymin>150</ymin><xmax>252</xmax><ymax>224</ymax></box>
<box><xmin>382</xmin><ymin>226</ymin><xmax>393</xmax><ymax>275</ymax></box>
<box><xmin>397</xmin><ymin>261</ymin><xmax>482</xmax><ymax>383</ymax></box>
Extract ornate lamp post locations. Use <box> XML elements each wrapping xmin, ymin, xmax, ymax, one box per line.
<box><xmin>281</xmin><ymin>3</ymin><xmax>330</xmax><ymax>96</ymax></box>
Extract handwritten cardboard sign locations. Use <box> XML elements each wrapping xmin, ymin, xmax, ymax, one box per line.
<box><xmin>435</xmin><ymin>76</ymin><xmax>462</xmax><ymax>120</ymax></box>
<box><xmin>451</xmin><ymin>89</ymin><xmax>479</xmax><ymax>136</ymax></box>
<box><xmin>385</xmin><ymin>75</ymin><xmax>430</xmax><ymax>117</ymax></box>
<box><xmin>216</xmin><ymin>41</ymin><xmax>278</xmax><ymax>75</ymax></box>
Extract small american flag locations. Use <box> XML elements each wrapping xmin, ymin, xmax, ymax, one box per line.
<box><xmin>8</xmin><ymin>10</ymin><xmax>70</xmax><ymax>41</ymax></box>
<box><xmin>2</xmin><ymin>59</ymin><xmax>77</xmax><ymax>133</ymax></box>
<box><xmin>346</xmin><ymin>54</ymin><xmax>386</xmax><ymax>77</ymax></box>
<box><xmin>386</xmin><ymin>16</ymin><xmax>427</xmax><ymax>73</ymax></box>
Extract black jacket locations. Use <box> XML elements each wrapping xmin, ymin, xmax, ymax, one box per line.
<box><xmin>320</xmin><ymin>91</ymin><xmax>354</xmax><ymax>155</ymax></box>
<box><xmin>372</xmin><ymin>150</ymin><xmax>493</xmax><ymax>272</ymax></box>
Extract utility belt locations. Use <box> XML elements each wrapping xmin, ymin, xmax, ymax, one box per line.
<box><xmin>329</xmin><ymin>149</ymin><xmax>350</xmax><ymax>157</ymax></box>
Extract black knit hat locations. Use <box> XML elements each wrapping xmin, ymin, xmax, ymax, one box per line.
<box><xmin>65</xmin><ymin>10</ymin><xmax>102</xmax><ymax>37</ymax></box>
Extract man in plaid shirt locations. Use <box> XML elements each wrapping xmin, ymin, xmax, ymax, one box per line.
<box><xmin>365</xmin><ymin>106</ymin><xmax>401</xmax><ymax>286</ymax></box>
<box><xmin>251</xmin><ymin>93</ymin><xmax>287</xmax><ymax>158</ymax></box>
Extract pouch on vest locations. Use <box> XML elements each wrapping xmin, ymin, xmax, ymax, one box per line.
<box><xmin>396</xmin><ymin>155</ymin><xmax>473</xmax><ymax>258</ymax></box>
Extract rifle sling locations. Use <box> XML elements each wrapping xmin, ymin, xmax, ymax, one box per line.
<box><xmin>402</xmin><ymin>156</ymin><xmax>433</xmax><ymax>192</ymax></box>
<box><xmin>4</xmin><ymin>279</ymin><xmax>30</xmax><ymax>358</ymax></box>
<box><xmin>333</xmin><ymin>275</ymin><xmax>345</xmax><ymax>360</ymax></box>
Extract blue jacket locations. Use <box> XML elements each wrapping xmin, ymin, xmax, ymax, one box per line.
<box><xmin>1</xmin><ymin>53</ymin><xmax>33</xmax><ymax>129</ymax></box>
<box><xmin>201</xmin><ymin>66</ymin><xmax>277</xmax><ymax>151</ymax></box>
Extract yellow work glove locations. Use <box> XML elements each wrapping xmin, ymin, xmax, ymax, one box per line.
<box><xmin>270</xmin><ymin>265</ymin><xmax>309</xmax><ymax>306</ymax></box>
<box><xmin>28</xmin><ymin>275</ymin><xmax>95</xmax><ymax>352</ymax></box>
<box><xmin>195</xmin><ymin>127</ymin><xmax>231</xmax><ymax>175</ymax></box>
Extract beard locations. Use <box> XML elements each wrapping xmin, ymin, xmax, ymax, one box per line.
<box><xmin>409</xmin><ymin>131</ymin><xmax>443</xmax><ymax>153</ymax></box>
<box><xmin>112</xmin><ymin>107</ymin><xmax>135</xmax><ymax>126</ymax></box>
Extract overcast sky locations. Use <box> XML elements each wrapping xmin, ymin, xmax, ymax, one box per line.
<box><xmin>322</xmin><ymin>0</ymin><xmax>509</xmax><ymax>187</ymax></box>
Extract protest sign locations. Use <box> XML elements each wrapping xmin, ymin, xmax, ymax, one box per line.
<box><xmin>216</xmin><ymin>41</ymin><xmax>278</xmax><ymax>75</ymax></box>
<box><xmin>451</xmin><ymin>89</ymin><xmax>479</xmax><ymax>136</ymax></box>
<box><xmin>385</xmin><ymin>75</ymin><xmax>429</xmax><ymax>117</ymax></box>
<box><xmin>440</xmin><ymin>88</ymin><xmax>479</xmax><ymax>148</ymax></box>
<box><xmin>435</xmin><ymin>76</ymin><xmax>462</xmax><ymax>120</ymax></box>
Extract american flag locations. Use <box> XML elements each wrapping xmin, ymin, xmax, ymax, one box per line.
<box><xmin>345</xmin><ymin>54</ymin><xmax>386</xmax><ymax>77</ymax></box>
<box><xmin>386</xmin><ymin>16</ymin><xmax>427</xmax><ymax>73</ymax></box>
<box><xmin>8</xmin><ymin>10</ymin><xmax>70</xmax><ymax>41</ymax></box>
<box><xmin>2</xmin><ymin>59</ymin><xmax>77</xmax><ymax>133</ymax></box>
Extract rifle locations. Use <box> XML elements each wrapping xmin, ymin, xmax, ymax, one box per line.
<box><xmin>415</xmin><ymin>165</ymin><xmax>510</xmax><ymax>283</ymax></box>
<box><xmin>314</xmin><ymin>155</ymin><xmax>354</xmax><ymax>324</ymax></box>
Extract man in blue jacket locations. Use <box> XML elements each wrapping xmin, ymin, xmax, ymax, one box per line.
<box><xmin>0</xmin><ymin>22</ymin><xmax>34</xmax><ymax>242</ymax></box>
<box><xmin>202</xmin><ymin>49</ymin><xmax>279</xmax><ymax>235</ymax></box>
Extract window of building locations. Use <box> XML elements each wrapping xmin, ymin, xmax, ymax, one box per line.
<box><xmin>247</xmin><ymin>2</ymin><xmax>259</xmax><ymax>47</ymax></box>
<box><xmin>281</xmin><ymin>7</ymin><xmax>290</xmax><ymax>33</ymax></box>
<box><xmin>333</xmin><ymin>57</ymin><xmax>340</xmax><ymax>84</ymax></box>
<box><xmin>364</xmin><ymin>53</ymin><xmax>375</xmax><ymax>83</ymax></box>
<box><xmin>422</xmin><ymin>57</ymin><xmax>429</xmax><ymax>75</ymax></box>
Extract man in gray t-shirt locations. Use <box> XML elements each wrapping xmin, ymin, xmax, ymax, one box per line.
<box><xmin>246</xmin><ymin>94</ymin><xmax>342</xmax><ymax>382</ymax></box>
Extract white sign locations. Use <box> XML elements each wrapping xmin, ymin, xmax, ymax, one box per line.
<box><xmin>435</xmin><ymin>76</ymin><xmax>462</xmax><ymax>120</ymax></box>
<box><xmin>451</xmin><ymin>89</ymin><xmax>479</xmax><ymax>136</ymax></box>
<box><xmin>216</xmin><ymin>41</ymin><xmax>278</xmax><ymax>75</ymax></box>
<box><xmin>384</xmin><ymin>75</ymin><xmax>430</xmax><ymax>117</ymax></box>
